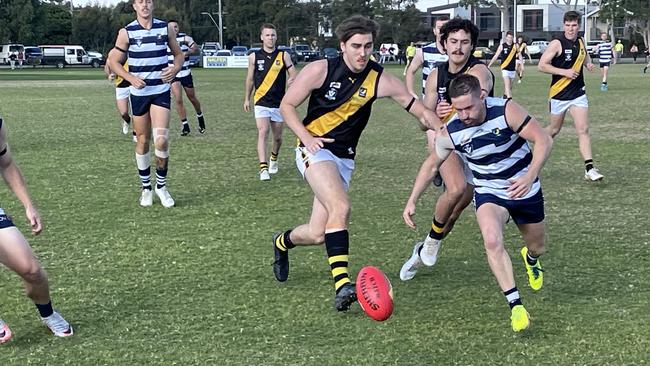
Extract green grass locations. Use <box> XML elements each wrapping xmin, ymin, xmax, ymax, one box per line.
<box><xmin>0</xmin><ymin>64</ymin><xmax>649</xmax><ymax>365</ymax></box>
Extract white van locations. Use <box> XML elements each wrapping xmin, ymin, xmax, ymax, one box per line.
<box><xmin>39</xmin><ymin>45</ymin><xmax>90</xmax><ymax>68</ymax></box>
<box><xmin>0</xmin><ymin>44</ymin><xmax>24</xmax><ymax>64</ymax></box>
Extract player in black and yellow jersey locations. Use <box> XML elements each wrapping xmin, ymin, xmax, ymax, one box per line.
<box><xmin>271</xmin><ymin>15</ymin><xmax>443</xmax><ymax>312</ymax></box>
<box><xmin>104</xmin><ymin>59</ymin><xmax>137</xmax><ymax>142</ymax></box>
<box><xmin>400</xmin><ymin>17</ymin><xmax>494</xmax><ymax>281</ymax></box>
<box><xmin>539</xmin><ymin>11</ymin><xmax>604</xmax><ymax>182</ymax></box>
<box><xmin>244</xmin><ymin>23</ymin><xmax>297</xmax><ymax>181</ymax></box>
<box><xmin>488</xmin><ymin>31</ymin><xmax>520</xmax><ymax>99</ymax></box>
<box><xmin>515</xmin><ymin>36</ymin><xmax>532</xmax><ymax>84</ymax></box>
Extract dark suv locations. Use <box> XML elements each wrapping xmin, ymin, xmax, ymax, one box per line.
<box><xmin>293</xmin><ymin>44</ymin><xmax>319</xmax><ymax>62</ymax></box>
<box><xmin>23</xmin><ymin>46</ymin><xmax>43</xmax><ymax>66</ymax></box>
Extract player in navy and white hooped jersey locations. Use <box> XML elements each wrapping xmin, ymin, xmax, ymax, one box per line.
<box><xmin>107</xmin><ymin>0</ymin><xmax>184</xmax><ymax>208</ymax></box>
<box><xmin>406</xmin><ymin>74</ymin><xmax>553</xmax><ymax>331</ymax></box>
<box><xmin>404</xmin><ymin>15</ymin><xmax>449</xmax><ymax>152</ymax></box>
<box><xmin>596</xmin><ymin>32</ymin><xmax>614</xmax><ymax>91</ymax></box>
<box><xmin>167</xmin><ymin>20</ymin><xmax>206</xmax><ymax>136</ymax></box>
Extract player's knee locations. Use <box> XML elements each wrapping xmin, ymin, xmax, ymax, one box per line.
<box><xmin>445</xmin><ymin>182</ymin><xmax>466</xmax><ymax>202</ymax></box>
<box><xmin>483</xmin><ymin>235</ymin><xmax>503</xmax><ymax>252</ymax></box>
<box><xmin>576</xmin><ymin>125</ymin><xmax>590</xmax><ymax>136</ymax></box>
<box><xmin>327</xmin><ymin>201</ymin><xmax>350</xmax><ymax>222</ymax></box>
<box><xmin>17</xmin><ymin>261</ymin><xmax>46</xmax><ymax>285</ymax></box>
<box><xmin>153</xmin><ymin>128</ymin><xmax>170</xmax><ymax>158</ymax></box>
<box><xmin>311</xmin><ymin>231</ymin><xmax>326</xmax><ymax>244</ymax></box>
<box><xmin>257</xmin><ymin>124</ymin><xmax>270</xmax><ymax>136</ymax></box>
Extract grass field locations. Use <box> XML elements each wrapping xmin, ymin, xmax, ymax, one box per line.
<box><xmin>0</xmin><ymin>63</ymin><xmax>649</xmax><ymax>365</ymax></box>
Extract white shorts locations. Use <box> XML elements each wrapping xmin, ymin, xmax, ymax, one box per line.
<box><xmin>295</xmin><ymin>147</ymin><xmax>355</xmax><ymax>191</ymax></box>
<box><xmin>516</xmin><ymin>59</ymin><xmax>523</xmax><ymax>65</ymax></box>
<box><xmin>501</xmin><ymin>70</ymin><xmax>516</xmax><ymax>79</ymax></box>
<box><xmin>549</xmin><ymin>94</ymin><xmax>589</xmax><ymax>115</ymax></box>
<box><xmin>116</xmin><ymin>87</ymin><xmax>130</xmax><ymax>100</ymax></box>
<box><xmin>254</xmin><ymin>106</ymin><xmax>283</xmax><ymax>122</ymax></box>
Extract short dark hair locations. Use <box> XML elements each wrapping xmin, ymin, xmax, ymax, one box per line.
<box><xmin>167</xmin><ymin>19</ymin><xmax>178</xmax><ymax>24</ymax></box>
<box><xmin>506</xmin><ymin>31</ymin><xmax>513</xmax><ymax>37</ymax></box>
<box><xmin>448</xmin><ymin>74</ymin><xmax>482</xmax><ymax>99</ymax></box>
<box><xmin>439</xmin><ymin>17</ymin><xmax>479</xmax><ymax>53</ymax></box>
<box><xmin>260</xmin><ymin>23</ymin><xmax>276</xmax><ymax>33</ymax></box>
<box><xmin>563</xmin><ymin>11</ymin><xmax>581</xmax><ymax>23</ymax></box>
<box><xmin>335</xmin><ymin>15</ymin><xmax>379</xmax><ymax>43</ymax></box>
<box><xmin>435</xmin><ymin>15</ymin><xmax>450</xmax><ymax>23</ymax></box>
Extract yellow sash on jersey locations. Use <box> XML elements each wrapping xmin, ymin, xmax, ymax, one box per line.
<box><xmin>500</xmin><ymin>44</ymin><xmax>518</xmax><ymax>70</ymax></box>
<box><xmin>549</xmin><ymin>39</ymin><xmax>586</xmax><ymax>98</ymax></box>
<box><xmin>254</xmin><ymin>52</ymin><xmax>284</xmax><ymax>104</ymax></box>
<box><xmin>115</xmin><ymin>62</ymin><xmax>129</xmax><ymax>86</ymax></box>
<box><xmin>306</xmin><ymin>69</ymin><xmax>379</xmax><ymax>136</ymax></box>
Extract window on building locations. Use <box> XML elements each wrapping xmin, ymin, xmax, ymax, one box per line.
<box><xmin>479</xmin><ymin>14</ymin><xmax>500</xmax><ymax>31</ymax></box>
<box><xmin>523</xmin><ymin>10</ymin><xmax>543</xmax><ymax>31</ymax></box>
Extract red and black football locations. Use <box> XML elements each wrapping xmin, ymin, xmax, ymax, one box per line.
<box><xmin>356</xmin><ymin>266</ymin><xmax>394</xmax><ymax>321</ymax></box>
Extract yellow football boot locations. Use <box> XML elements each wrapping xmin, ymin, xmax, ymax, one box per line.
<box><xmin>510</xmin><ymin>305</ymin><xmax>530</xmax><ymax>332</ymax></box>
<box><xmin>521</xmin><ymin>247</ymin><xmax>543</xmax><ymax>291</ymax></box>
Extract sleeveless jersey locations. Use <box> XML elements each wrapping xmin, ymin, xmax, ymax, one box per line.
<box><xmin>517</xmin><ymin>42</ymin><xmax>528</xmax><ymax>58</ymax></box>
<box><xmin>598</xmin><ymin>41</ymin><xmax>613</xmax><ymax>63</ymax></box>
<box><xmin>167</xmin><ymin>32</ymin><xmax>191</xmax><ymax>78</ymax></box>
<box><xmin>115</xmin><ymin>61</ymin><xmax>131</xmax><ymax>88</ymax></box>
<box><xmin>253</xmin><ymin>49</ymin><xmax>288</xmax><ymax>108</ymax></box>
<box><xmin>125</xmin><ymin>18</ymin><xmax>170</xmax><ymax>96</ymax></box>
<box><xmin>549</xmin><ymin>35</ymin><xmax>586</xmax><ymax>100</ymax></box>
<box><xmin>436</xmin><ymin>56</ymin><xmax>495</xmax><ymax>122</ymax></box>
<box><xmin>422</xmin><ymin>42</ymin><xmax>448</xmax><ymax>94</ymax></box>
<box><xmin>500</xmin><ymin>42</ymin><xmax>518</xmax><ymax>70</ymax></box>
<box><xmin>302</xmin><ymin>56</ymin><xmax>383</xmax><ymax>159</ymax></box>
<box><xmin>446</xmin><ymin>97</ymin><xmax>540</xmax><ymax>200</ymax></box>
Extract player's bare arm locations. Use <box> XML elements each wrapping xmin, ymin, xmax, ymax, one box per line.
<box><xmin>108</xmin><ymin>29</ymin><xmax>145</xmax><ymax>88</ymax></box>
<box><xmin>468</xmin><ymin>64</ymin><xmax>494</xmax><ymax>97</ymax></box>
<box><xmin>538</xmin><ymin>40</ymin><xmax>577</xmax><ymax>79</ymax></box>
<box><xmin>487</xmin><ymin>44</ymin><xmax>503</xmax><ymax>68</ymax></box>
<box><xmin>405</xmin><ymin>48</ymin><xmax>424</xmax><ymax>97</ymax></box>
<box><xmin>162</xmin><ymin>25</ymin><xmax>182</xmax><ymax>83</ymax></box>
<box><xmin>504</xmin><ymin>100</ymin><xmax>553</xmax><ymax>199</ymax></box>
<box><xmin>377</xmin><ymin>71</ymin><xmax>442</xmax><ymax>131</ymax></box>
<box><xmin>284</xmin><ymin>51</ymin><xmax>297</xmax><ymax>86</ymax></box>
<box><xmin>402</xmin><ymin>128</ymin><xmax>454</xmax><ymax>228</ymax></box>
<box><xmin>279</xmin><ymin>60</ymin><xmax>332</xmax><ymax>153</ymax></box>
<box><xmin>0</xmin><ymin>123</ymin><xmax>42</xmax><ymax>234</ymax></box>
<box><xmin>243</xmin><ymin>53</ymin><xmax>256</xmax><ymax>112</ymax></box>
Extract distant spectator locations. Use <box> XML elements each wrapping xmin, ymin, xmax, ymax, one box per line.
<box><xmin>614</xmin><ymin>40</ymin><xmax>624</xmax><ymax>63</ymax></box>
<box><xmin>403</xmin><ymin>42</ymin><xmax>416</xmax><ymax>75</ymax></box>
<box><xmin>17</xmin><ymin>51</ymin><xmax>24</xmax><ymax>69</ymax></box>
<box><xmin>379</xmin><ymin>45</ymin><xmax>387</xmax><ymax>64</ymax></box>
<box><xmin>630</xmin><ymin>43</ymin><xmax>638</xmax><ymax>64</ymax></box>
<box><xmin>8</xmin><ymin>52</ymin><xmax>16</xmax><ymax>70</ymax></box>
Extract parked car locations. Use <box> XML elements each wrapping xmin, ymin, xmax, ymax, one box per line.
<box><xmin>321</xmin><ymin>47</ymin><xmax>339</xmax><ymax>59</ymax></box>
<box><xmin>231</xmin><ymin>46</ymin><xmax>248</xmax><ymax>56</ymax></box>
<box><xmin>293</xmin><ymin>44</ymin><xmax>319</xmax><ymax>62</ymax></box>
<box><xmin>39</xmin><ymin>45</ymin><xmax>93</xmax><ymax>68</ymax></box>
<box><xmin>586</xmin><ymin>40</ymin><xmax>602</xmax><ymax>57</ymax></box>
<box><xmin>473</xmin><ymin>46</ymin><xmax>494</xmax><ymax>60</ymax></box>
<box><xmin>23</xmin><ymin>46</ymin><xmax>43</xmax><ymax>66</ymax></box>
<box><xmin>527</xmin><ymin>41</ymin><xmax>549</xmax><ymax>57</ymax></box>
<box><xmin>247</xmin><ymin>47</ymin><xmax>261</xmax><ymax>55</ymax></box>
<box><xmin>277</xmin><ymin>46</ymin><xmax>298</xmax><ymax>64</ymax></box>
<box><xmin>201</xmin><ymin>42</ymin><xmax>221</xmax><ymax>56</ymax></box>
<box><xmin>86</xmin><ymin>50</ymin><xmax>104</xmax><ymax>68</ymax></box>
<box><xmin>215</xmin><ymin>50</ymin><xmax>231</xmax><ymax>56</ymax></box>
<box><xmin>0</xmin><ymin>43</ymin><xmax>24</xmax><ymax>64</ymax></box>
<box><xmin>188</xmin><ymin>49</ymin><xmax>203</xmax><ymax>67</ymax></box>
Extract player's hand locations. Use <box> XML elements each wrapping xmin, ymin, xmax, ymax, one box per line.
<box><xmin>25</xmin><ymin>205</ymin><xmax>43</xmax><ymax>235</ymax></box>
<box><xmin>243</xmin><ymin>100</ymin><xmax>250</xmax><ymax>113</ymax></box>
<box><xmin>302</xmin><ymin>136</ymin><xmax>334</xmax><ymax>154</ymax></box>
<box><xmin>108</xmin><ymin>73</ymin><xmax>116</xmax><ymax>82</ymax></box>
<box><xmin>129</xmin><ymin>75</ymin><xmax>146</xmax><ymax>89</ymax></box>
<box><xmin>507</xmin><ymin>174</ymin><xmax>535</xmax><ymax>199</ymax></box>
<box><xmin>586</xmin><ymin>62</ymin><xmax>595</xmax><ymax>72</ymax></box>
<box><xmin>402</xmin><ymin>200</ymin><xmax>417</xmax><ymax>229</ymax></box>
<box><xmin>436</xmin><ymin>101</ymin><xmax>453</xmax><ymax>119</ymax></box>
<box><xmin>563</xmin><ymin>69</ymin><xmax>579</xmax><ymax>79</ymax></box>
<box><xmin>160</xmin><ymin>66</ymin><xmax>177</xmax><ymax>83</ymax></box>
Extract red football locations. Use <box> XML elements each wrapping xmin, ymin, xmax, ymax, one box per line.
<box><xmin>356</xmin><ymin>266</ymin><xmax>394</xmax><ymax>321</ymax></box>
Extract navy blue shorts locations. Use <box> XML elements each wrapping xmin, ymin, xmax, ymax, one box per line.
<box><xmin>474</xmin><ymin>189</ymin><xmax>545</xmax><ymax>225</ymax></box>
<box><xmin>130</xmin><ymin>91</ymin><xmax>171</xmax><ymax>117</ymax></box>
<box><xmin>173</xmin><ymin>74</ymin><xmax>194</xmax><ymax>89</ymax></box>
<box><xmin>0</xmin><ymin>212</ymin><xmax>16</xmax><ymax>229</ymax></box>
<box><xmin>600</xmin><ymin>62</ymin><xmax>611</xmax><ymax>68</ymax></box>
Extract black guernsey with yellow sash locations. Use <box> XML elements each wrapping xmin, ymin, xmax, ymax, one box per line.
<box><xmin>500</xmin><ymin>42</ymin><xmax>518</xmax><ymax>71</ymax></box>
<box><xmin>437</xmin><ymin>55</ymin><xmax>494</xmax><ymax>122</ymax></box>
<box><xmin>302</xmin><ymin>56</ymin><xmax>383</xmax><ymax>159</ymax></box>
<box><xmin>549</xmin><ymin>35</ymin><xmax>586</xmax><ymax>100</ymax></box>
<box><xmin>253</xmin><ymin>49</ymin><xmax>287</xmax><ymax>108</ymax></box>
<box><xmin>115</xmin><ymin>61</ymin><xmax>131</xmax><ymax>88</ymax></box>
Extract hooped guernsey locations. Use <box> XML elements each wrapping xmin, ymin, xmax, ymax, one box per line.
<box><xmin>253</xmin><ymin>48</ymin><xmax>288</xmax><ymax>108</ymax></box>
<box><xmin>549</xmin><ymin>34</ymin><xmax>586</xmax><ymax>100</ymax></box>
<box><xmin>500</xmin><ymin>42</ymin><xmax>518</xmax><ymax>71</ymax></box>
<box><xmin>302</xmin><ymin>56</ymin><xmax>383</xmax><ymax>159</ymax></box>
<box><xmin>436</xmin><ymin>55</ymin><xmax>495</xmax><ymax>122</ymax></box>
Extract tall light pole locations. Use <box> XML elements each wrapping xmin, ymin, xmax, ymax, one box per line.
<box><xmin>202</xmin><ymin>1</ymin><xmax>223</xmax><ymax>48</ymax></box>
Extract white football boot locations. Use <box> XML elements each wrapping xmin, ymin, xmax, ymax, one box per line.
<box><xmin>155</xmin><ymin>186</ymin><xmax>175</xmax><ymax>208</ymax></box>
<box><xmin>122</xmin><ymin>121</ymin><xmax>129</xmax><ymax>135</ymax></box>
<box><xmin>584</xmin><ymin>168</ymin><xmax>604</xmax><ymax>181</ymax></box>
<box><xmin>260</xmin><ymin>169</ymin><xmax>271</xmax><ymax>181</ymax></box>
<box><xmin>139</xmin><ymin>189</ymin><xmax>153</xmax><ymax>207</ymax></box>
<box><xmin>400</xmin><ymin>241</ymin><xmax>424</xmax><ymax>281</ymax></box>
<box><xmin>269</xmin><ymin>160</ymin><xmax>279</xmax><ymax>174</ymax></box>
<box><xmin>420</xmin><ymin>238</ymin><xmax>442</xmax><ymax>267</ymax></box>
<box><xmin>42</xmin><ymin>311</ymin><xmax>73</xmax><ymax>338</ymax></box>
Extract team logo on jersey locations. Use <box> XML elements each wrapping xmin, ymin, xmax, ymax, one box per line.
<box><xmin>438</xmin><ymin>86</ymin><xmax>447</xmax><ymax>95</ymax></box>
<box><xmin>358</xmin><ymin>87</ymin><xmax>367</xmax><ymax>98</ymax></box>
<box><xmin>325</xmin><ymin>82</ymin><xmax>341</xmax><ymax>101</ymax></box>
<box><xmin>492</xmin><ymin>128</ymin><xmax>501</xmax><ymax>136</ymax></box>
<box><xmin>135</xmin><ymin>36</ymin><xmax>143</xmax><ymax>47</ymax></box>
<box><xmin>461</xmin><ymin>139</ymin><xmax>473</xmax><ymax>154</ymax></box>
<box><xmin>257</xmin><ymin>60</ymin><xmax>265</xmax><ymax>71</ymax></box>
<box><xmin>347</xmin><ymin>147</ymin><xmax>355</xmax><ymax>155</ymax></box>
<box><xmin>275</xmin><ymin>60</ymin><xmax>281</xmax><ymax>66</ymax></box>
<box><xmin>564</xmin><ymin>49</ymin><xmax>573</xmax><ymax>61</ymax></box>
